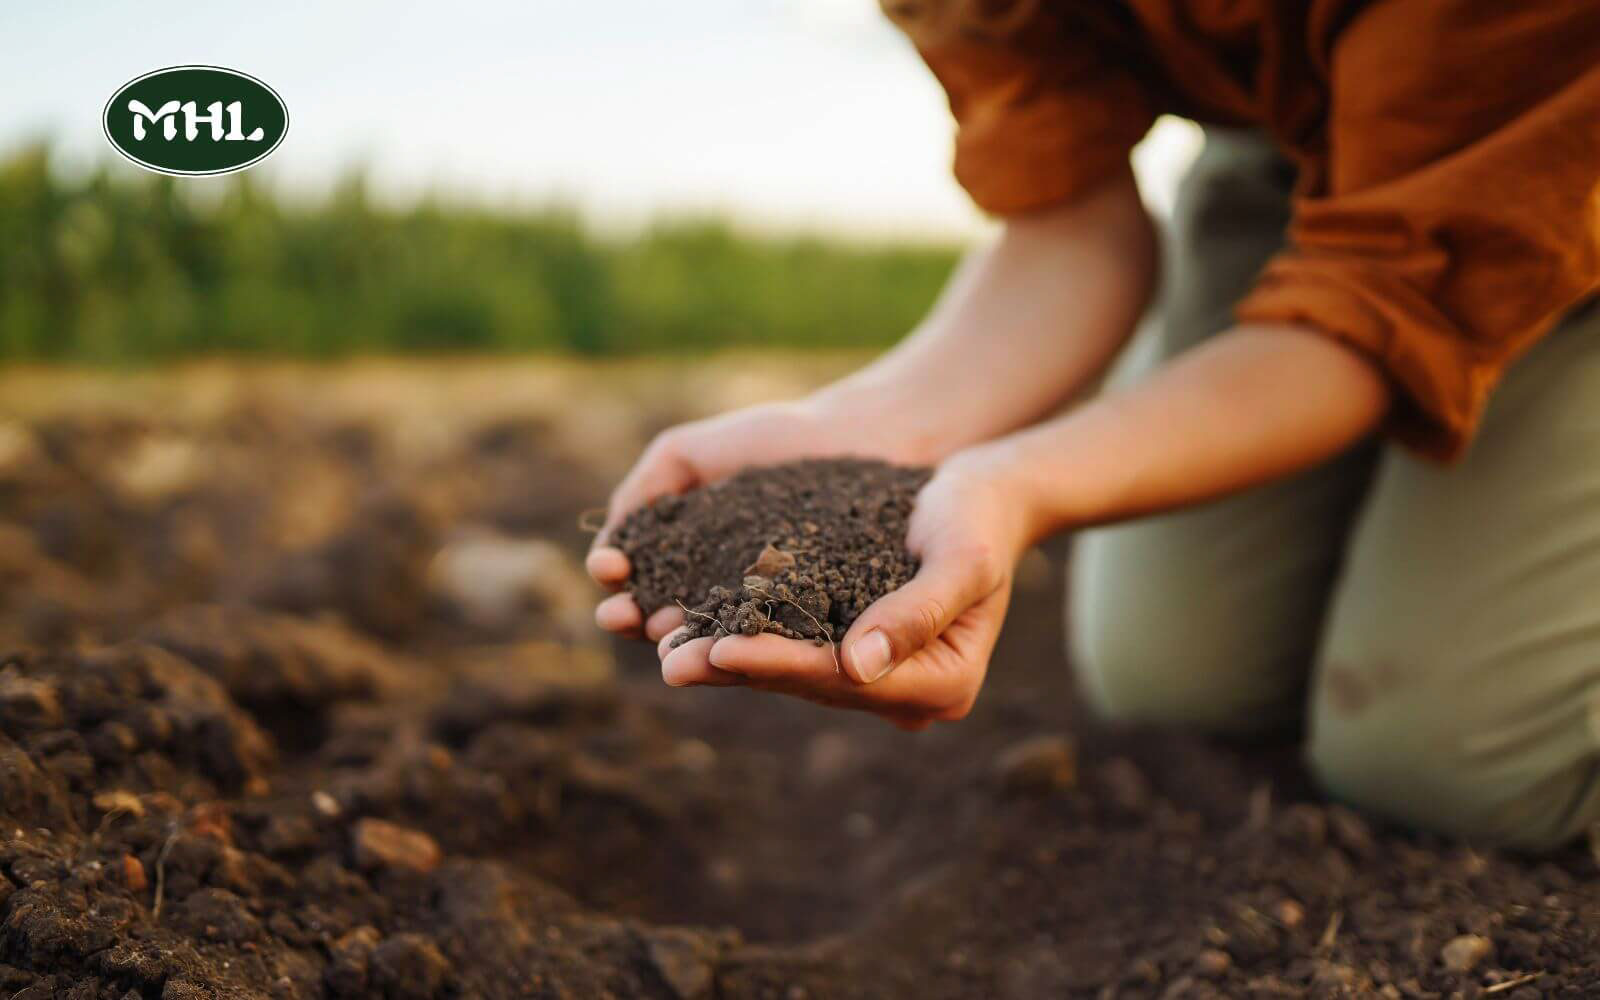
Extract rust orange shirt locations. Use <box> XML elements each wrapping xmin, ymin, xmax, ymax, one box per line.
<box><xmin>898</xmin><ymin>1</ymin><xmax>1600</xmax><ymax>458</ymax></box>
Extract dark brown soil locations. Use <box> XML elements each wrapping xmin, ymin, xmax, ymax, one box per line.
<box><xmin>613</xmin><ymin>459</ymin><xmax>930</xmax><ymax>646</ymax></box>
<box><xmin>2</xmin><ymin>373</ymin><xmax>1599</xmax><ymax>999</ymax></box>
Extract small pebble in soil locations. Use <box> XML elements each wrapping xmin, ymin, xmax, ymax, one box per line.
<box><xmin>352</xmin><ymin>817</ymin><xmax>442</xmax><ymax>875</ymax></box>
<box><xmin>370</xmin><ymin>933</ymin><xmax>452</xmax><ymax>1000</ymax></box>
<box><xmin>92</xmin><ymin>788</ymin><xmax>145</xmax><ymax>818</ymax></box>
<box><xmin>992</xmin><ymin>734</ymin><xmax>1077</xmax><ymax>793</ymax></box>
<box><xmin>1098</xmin><ymin>757</ymin><xmax>1152</xmax><ymax>814</ymax></box>
<box><xmin>121</xmin><ymin>854</ymin><xmax>147</xmax><ymax>892</ymax></box>
<box><xmin>672</xmin><ymin>738</ymin><xmax>718</xmax><ymax>774</ymax></box>
<box><xmin>1327</xmin><ymin>804</ymin><xmax>1377</xmax><ymax>856</ymax></box>
<box><xmin>612</xmin><ymin>458</ymin><xmax>930</xmax><ymax>646</ymax></box>
<box><xmin>1439</xmin><ymin>933</ymin><xmax>1493</xmax><ymax>972</ymax></box>
<box><xmin>0</xmin><ymin>673</ymin><xmax>64</xmax><ymax>729</ymax></box>
<box><xmin>1194</xmin><ymin>948</ymin><xmax>1232</xmax><ymax>978</ymax></box>
<box><xmin>311</xmin><ymin>789</ymin><xmax>341</xmax><ymax>817</ymax></box>
<box><xmin>645</xmin><ymin>928</ymin><xmax>718</xmax><ymax>1000</ymax></box>
<box><xmin>1271</xmin><ymin>898</ymin><xmax>1306</xmax><ymax>930</ymax></box>
<box><xmin>326</xmin><ymin>925</ymin><xmax>381</xmax><ymax>996</ymax></box>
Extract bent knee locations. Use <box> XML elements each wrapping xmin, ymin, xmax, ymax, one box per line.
<box><xmin>1308</xmin><ymin>691</ymin><xmax>1600</xmax><ymax>853</ymax></box>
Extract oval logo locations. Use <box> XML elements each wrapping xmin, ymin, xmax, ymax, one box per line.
<box><xmin>103</xmin><ymin>65</ymin><xmax>288</xmax><ymax>176</ymax></box>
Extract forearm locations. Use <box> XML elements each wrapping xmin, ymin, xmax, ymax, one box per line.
<box><xmin>978</xmin><ymin>324</ymin><xmax>1390</xmax><ymax>545</ymax></box>
<box><xmin>810</xmin><ymin>172</ymin><xmax>1157</xmax><ymax>463</ymax></box>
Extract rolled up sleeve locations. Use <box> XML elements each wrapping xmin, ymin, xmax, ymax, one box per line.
<box><xmin>1236</xmin><ymin>2</ymin><xmax>1600</xmax><ymax>459</ymax></box>
<box><xmin>899</xmin><ymin>8</ymin><xmax>1157</xmax><ymax>216</ymax></box>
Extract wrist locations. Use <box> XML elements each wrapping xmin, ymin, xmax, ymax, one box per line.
<box><xmin>939</xmin><ymin>441</ymin><xmax>1048</xmax><ymax>561</ymax></box>
<box><xmin>966</xmin><ymin>424</ymin><xmax>1100</xmax><ymax>551</ymax></box>
<box><xmin>804</xmin><ymin>374</ymin><xmax>952</xmax><ymax>466</ymax></box>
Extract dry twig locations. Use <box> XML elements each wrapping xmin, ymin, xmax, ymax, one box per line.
<box><xmin>1485</xmin><ymin>973</ymin><xmax>1542</xmax><ymax>994</ymax></box>
<box><xmin>151</xmin><ymin>828</ymin><xmax>179</xmax><ymax>918</ymax></box>
<box><xmin>1317</xmin><ymin>911</ymin><xmax>1343</xmax><ymax>952</ymax></box>
<box><xmin>674</xmin><ymin>599</ymin><xmax>720</xmax><ymax>628</ymax></box>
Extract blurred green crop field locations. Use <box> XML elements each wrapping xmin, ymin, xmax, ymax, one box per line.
<box><xmin>0</xmin><ymin>146</ymin><xmax>962</xmax><ymax>362</ymax></box>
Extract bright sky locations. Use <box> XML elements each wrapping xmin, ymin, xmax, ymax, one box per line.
<box><xmin>5</xmin><ymin>0</ymin><xmax>1201</xmax><ymax>240</ymax></box>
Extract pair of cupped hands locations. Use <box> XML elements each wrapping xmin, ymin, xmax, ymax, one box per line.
<box><xmin>587</xmin><ymin>399</ymin><xmax>1031</xmax><ymax>731</ymax></box>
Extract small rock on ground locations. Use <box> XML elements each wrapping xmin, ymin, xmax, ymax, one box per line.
<box><xmin>1439</xmin><ymin>933</ymin><xmax>1493</xmax><ymax>972</ymax></box>
<box><xmin>352</xmin><ymin>817</ymin><xmax>441</xmax><ymax>875</ymax></box>
<box><xmin>993</xmin><ymin>734</ymin><xmax>1076</xmax><ymax>793</ymax></box>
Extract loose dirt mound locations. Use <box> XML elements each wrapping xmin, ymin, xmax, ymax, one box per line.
<box><xmin>613</xmin><ymin>459</ymin><xmax>929</xmax><ymax>645</ymax></box>
<box><xmin>0</xmin><ymin>624</ymin><xmax>735</xmax><ymax>999</ymax></box>
<box><xmin>1</xmin><ymin>368</ymin><xmax>1599</xmax><ymax>999</ymax></box>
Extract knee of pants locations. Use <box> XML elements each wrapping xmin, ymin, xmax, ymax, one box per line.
<box><xmin>1070</xmin><ymin>611</ymin><xmax>1298</xmax><ymax>734</ymax></box>
<box><xmin>1307</xmin><ymin>666</ymin><xmax>1600</xmax><ymax>853</ymax></box>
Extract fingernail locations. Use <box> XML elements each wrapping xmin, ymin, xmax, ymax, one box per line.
<box><xmin>850</xmin><ymin>630</ymin><xmax>895</xmax><ymax>684</ymax></box>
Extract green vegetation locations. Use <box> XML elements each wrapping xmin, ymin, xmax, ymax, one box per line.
<box><xmin>0</xmin><ymin>146</ymin><xmax>961</xmax><ymax>362</ymax></box>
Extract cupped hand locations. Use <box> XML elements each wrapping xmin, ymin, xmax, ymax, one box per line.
<box><xmin>588</xmin><ymin>398</ymin><xmax>902</xmax><ymax>642</ymax></box>
<box><xmin>658</xmin><ymin>447</ymin><xmax>1032</xmax><ymax>730</ymax></box>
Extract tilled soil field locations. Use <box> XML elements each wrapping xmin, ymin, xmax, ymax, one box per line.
<box><xmin>2</xmin><ymin>362</ymin><xmax>1599</xmax><ymax>1000</ymax></box>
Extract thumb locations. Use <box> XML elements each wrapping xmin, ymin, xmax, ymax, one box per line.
<box><xmin>841</xmin><ymin>546</ymin><xmax>1001</xmax><ymax>685</ymax></box>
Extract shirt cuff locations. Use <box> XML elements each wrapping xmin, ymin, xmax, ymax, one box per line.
<box><xmin>950</xmin><ymin>89</ymin><xmax>1152</xmax><ymax>216</ymax></box>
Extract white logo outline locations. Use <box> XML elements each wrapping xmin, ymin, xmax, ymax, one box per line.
<box><xmin>103</xmin><ymin>65</ymin><xmax>289</xmax><ymax>177</ymax></box>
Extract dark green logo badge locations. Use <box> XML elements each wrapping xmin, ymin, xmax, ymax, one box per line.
<box><xmin>103</xmin><ymin>65</ymin><xmax>288</xmax><ymax>176</ymax></box>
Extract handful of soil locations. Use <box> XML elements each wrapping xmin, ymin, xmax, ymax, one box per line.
<box><xmin>612</xmin><ymin>458</ymin><xmax>931</xmax><ymax>647</ymax></box>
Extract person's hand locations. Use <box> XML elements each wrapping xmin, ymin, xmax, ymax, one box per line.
<box><xmin>657</xmin><ymin>446</ymin><xmax>1033</xmax><ymax>730</ymax></box>
<box><xmin>587</xmin><ymin>398</ymin><xmax>912</xmax><ymax>643</ymax></box>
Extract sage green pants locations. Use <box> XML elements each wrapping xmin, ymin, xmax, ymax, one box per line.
<box><xmin>1070</xmin><ymin>129</ymin><xmax>1600</xmax><ymax>851</ymax></box>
